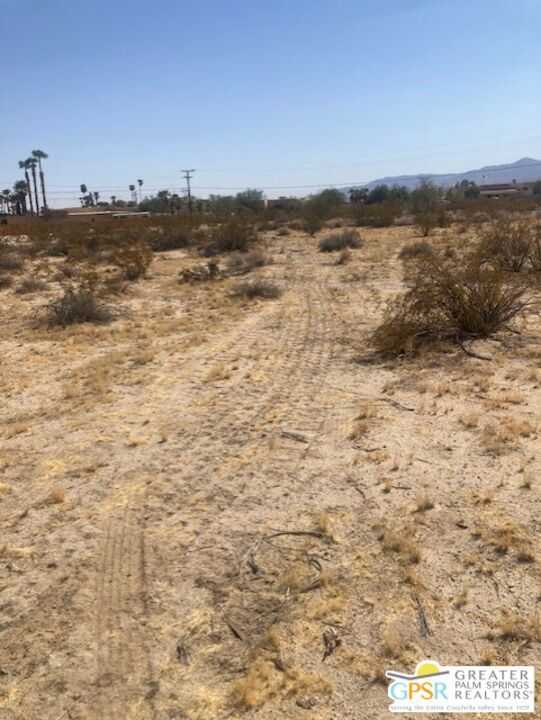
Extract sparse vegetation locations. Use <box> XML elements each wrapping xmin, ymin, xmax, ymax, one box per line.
<box><xmin>45</xmin><ymin>284</ymin><xmax>113</xmax><ymax>327</ymax></box>
<box><xmin>230</xmin><ymin>279</ymin><xmax>282</xmax><ymax>299</ymax></box>
<box><xmin>399</xmin><ymin>241</ymin><xmax>434</xmax><ymax>259</ymax></box>
<box><xmin>201</xmin><ymin>219</ymin><xmax>256</xmax><ymax>255</ymax></box>
<box><xmin>319</xmin><ymin>230</ymin><xmax>363</xmax><ymax>253</ymax></box>
<box><xmin>15</xmin><ymin>276</ymin><xmax>47</xmax><ymax>294</ymax></box>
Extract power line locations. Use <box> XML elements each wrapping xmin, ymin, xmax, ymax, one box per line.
<box><xmin>182</xmin><ymin>169</ymin><xmax>195</xmax><ymax>217</ymax></box>
<box><xmin>2</xmin><ymin>159</ymin><xmax>540</xmax><ymax>196</ymax></box>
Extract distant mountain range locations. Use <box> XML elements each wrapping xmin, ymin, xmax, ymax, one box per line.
<box><xmin>359</xmin><ymin>157</ymin><xmax>541</xmax><ymax>191</ymax></box>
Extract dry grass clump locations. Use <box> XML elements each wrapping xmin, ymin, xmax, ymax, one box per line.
<box><xmin>277</xmin><ymin>227</ymin><xmax>290</xmax><ymax>237</ymax></box>
<box><xmin>372</xmin><ymin>253</ymin><xmax>532</xmax><ymax>356</ymax></box>
<box><xmin>45</xmin><ymin>285</ymin><xmax>113</xmax><ymax>327</ymax></box>
<box><xmin>319</xmin><ymin>230</ymin><xmax>362</xmax><ymax>253</ymax></box>
<box><xmin>232</xmin><ymin>658</ymin><xmax>332</xmax><ymax>709</ymax></box>
<box><xmin>335</xmin><ymin>248</ymin><xmax>352</xmax><ymax>265</ymax></box>
<box><xmin>230</xmin><ymin>280</ymin><xmax>282</xmax><ymax>300</ymax></box>
<box><xmin>14</xmin><ymin>276</ymin><xmax>47</xmax><ymax>294</ymax></box>
<box><xmin>381</xmin><ymin>525</ymin><xmax>421</xmax><ymax>564</ymax></box>
<box><xmin>399</xmin><ymin>241</ymin><xmax>434</xmax><ymax>260</ymax></box>
<box><xmin>412</xmin><ymin>493</ymin><xmax>434</xmax><ymax>513</ymax></box>
<box><xmin>459</xmin><ymin>412</ymin><xmax>480</xmax><ymax>429</ymax></box>
<box><xmin>488</xmin><ymin>612</ymin><xmax>541</xmax><ymax>643</ymax></box>
<box><xmin>201</xmin><ymin>220</ymin><xmax>256</xmax><ymax>256</ymax></box>
<box><xmin>481</xmin><ymin>418</ymin><xmax>535</xmax><ymax>454</ymax></box>
<box><xmin>226</xmin><ymin>250</ymin><xmax>270</xmax><ymax>274</ymax></box>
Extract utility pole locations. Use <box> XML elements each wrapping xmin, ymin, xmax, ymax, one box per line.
<box><xmin>182</xmin><ymin>169</ymin><xmax>195</xmax><ymax>218</ymax></box>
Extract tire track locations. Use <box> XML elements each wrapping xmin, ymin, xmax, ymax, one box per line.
<box><xmin>95</xmin><ymin>496</ymin><xmax>156</xmax><ymax>720</ymax></box>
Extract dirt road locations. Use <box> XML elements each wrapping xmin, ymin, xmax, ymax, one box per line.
<box><xmin>1</xmin><ymin>228</ymin><xmax>540</xmax><ymax>719</ymax></box>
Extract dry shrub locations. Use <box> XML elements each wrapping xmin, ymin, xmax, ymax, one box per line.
<box><xmin>277</xmin><ymin>227</ymin><xmax>290</xmax><ymax>236</ymax></box>
<box><xmin>0</xmin><ymin>274</ymin><xmax>13</xmax><ymax>289</ymax></box>
<box><xmin>415</xmin><ymin>212</ymin><xmax>438</xmax><ymax>237</ymax></box>
<box><xmin>226</xmin><ymin>250</ymin><xmax>270</xmax><ymax>274</ymax></box>
<box><xmin>201</xmin><ymin>220</ymin><xmax>255</xmax><ymax>255</ymax></box>
<box><xmin>478</xmin><ymin>218</ymin><xmax>533</xmax><ymax>272</ymax></box>
<box><xmin>399</xmin><ymin>241</ymin><xmax>434</xmax><ymax>260</ymax></box>
<box><xmin>287</xmin><ymin>219</ymin><xmax>303</xmax><ymax>231</ymax></box>
<box><xmin>112</xmin><ymin>242</ymin><xmax>153</xmax><ymax>280</ymax></box>
<box><xmin>45</xmin><ymin>284</ymin><xmax>112</xmax><ymax>327</ymax></box>
<box><xmin>0</xmin><ymin>252</ymin><xmax>24</xmax><ymax>271</ymax></box>
<box><xmin>231</xmin><ymin>280</ymin><xmax>282</xmax><ymax>300</ymax></box>
<box><xmin>15</xmin><ymin>276</ymin><xmax>47</xmax><ymax>294</ymax></box>
<box><xmin>319</xmin><ymin>229</ymin><xmax>362</xmax><ymax>252</ymax></box>
<box><xmin>232</xmin><ymin>658</ymin><xmax>331</xmax><ymax>708</ymax></box>
<box><xmin>147</xmin><ymin>226</ymin><xmax>192</xmax><ymax>251</ymax></box>
<box><xmin>303</xmin><ymin>216</ymin><xmax>323</xmax><ymax>236</ymax></box>
<box><xmin>178</xmin><ymin>260</ymin><xmax>220</xmax><ymax>283</ymax></box>
<box><xmin>336</xmin><ymin>248</ymin><xmax>352</xmax><ymax>265</ymax></box>
<box><xmin>372</xmin><ymin>253</ymin><xmax>532</xmax><ymax>355</ymax></box>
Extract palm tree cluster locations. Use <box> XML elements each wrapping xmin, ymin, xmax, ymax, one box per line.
<box><xmin>1</xmin><ymin>150</ymin><xmax>49</xmax><ymax>216</ymax></box>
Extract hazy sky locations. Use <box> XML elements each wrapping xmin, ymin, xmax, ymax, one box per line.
<box><xmin>1</xmin><ymin>0</ymin><xmax>540</xmax><ymax>205</ymax></box>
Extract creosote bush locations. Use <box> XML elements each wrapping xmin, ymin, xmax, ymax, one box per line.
<box><xmin>230</xmin><ymin>279</ymin><xmax>282</xmax><ymax>300</ymax></box>
<box><xmin>372</xmin><ymin>253</ymin><xmax>532</xmax><ymax>355</ymax></box>
<box><xmin>415</xmin><ymin>212</ymin><xmax>438</xmax><ymax>237</ymax></box>
<box><xmin>201</xmin><ymin>220</ymin><xmax>256</xmax><ymax>256</ymax></box>
<box><xmin>478</xmin><ymin>219</ymin><xmax>533</xmax><ymax>272</ymax></box>
<box><xmin>319</xmin><ymin>230</ymin><xmax>363</xmax><ymax>253</ymax></box>
<box><xmin>303</xmin><ymin>216</ymin><xmax>324</xmax><ymax>236</ymax></box>
<box><xmin>147</xmin><ymin>226</ymin><xmax>192</xmax><ymax>251</ymax></box>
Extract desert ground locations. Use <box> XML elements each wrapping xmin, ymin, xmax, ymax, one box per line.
<box><xmin>1</xmin><ymin>223</ymin><xmax>540</xmax><ymax>719</ymax></box>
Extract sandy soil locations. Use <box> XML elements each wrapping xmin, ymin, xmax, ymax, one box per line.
<box><xmin>1</xmin><ymin>225</ymin><xmax>540</xmax><ymax>719</ymax></box>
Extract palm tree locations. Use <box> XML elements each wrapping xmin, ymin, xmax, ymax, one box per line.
<box><xmin>19</xmin><ymin>160</ymin><xmax>35</xmax><ymax>215</ymax></box>
<box><xmin>32</xmin><ymin>149</ymin><xmax>48</xmax><ymax>211</ymax></box>
<box><xmin>1</xmin><ymin>189</ymin><xmax>10</xmax><ymax>214</ymax></box>
<box><xmin>14</xmin><ymin>180</ymin><xmax>29</xmax><ymax>215</ymax></box>
<box><xmin>129</xmin><ymin>184</ymin><xmax>136</xmax><ymax>204</ymax></box>
<box><xmin>110</xmin><ymin>195</ymin><xmax>117</xmax><ymax>206</ymax></box>
<box><xmin>26</xmin><ymin>157</ymin><xmax>40</xmax><ymax>214</ymax></box>
<box><xmin>93</xmin><ymin>191</ymin><xmax>100</xmax><ymax>205</ymax></box>
<box><xmin>2</xmin><ymin>189</ymin><xmax>13</xmax><ymax>214</ymax></box>
<box><xmin>137</xmin><ymin>178</ymin><xmax>143</xmax><ymax>203</ymax></box>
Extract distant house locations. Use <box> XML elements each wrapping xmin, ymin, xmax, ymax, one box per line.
<box><xmin>479</xmin><ymin>181</ymin><xmax>536</xmax><ymax>199</ymax></box>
